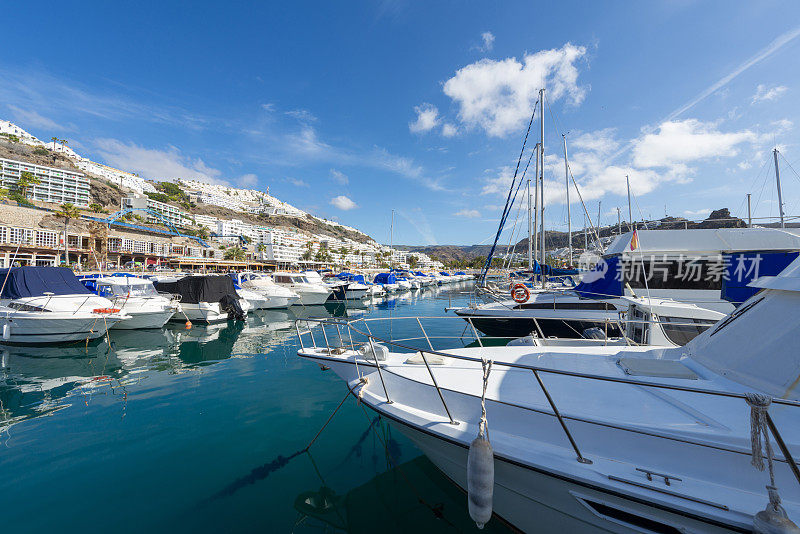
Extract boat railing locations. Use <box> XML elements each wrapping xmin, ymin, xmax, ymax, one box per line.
<box><xmin>294</xmin><ymin>314</ymin><xmax>800</xmax><ymax>484</ymax></box>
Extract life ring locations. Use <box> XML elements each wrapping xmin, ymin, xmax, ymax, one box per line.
<box><xmin>511</xmin><ymin>283</ymin><xmax>530</xmax><ymax>303</ymax></box>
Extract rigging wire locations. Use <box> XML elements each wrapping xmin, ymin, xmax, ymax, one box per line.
<box><xmin>479</xmin><ymin>101</ymin><xmax>539</xmax><ymax>283</ymax></box>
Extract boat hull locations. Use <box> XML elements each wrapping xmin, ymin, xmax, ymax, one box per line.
<box><xmin>389</xmin><ymin>414</ymin><xmax>734</xmax><ymax>534</ymax></box>
<box><xmin>112</xmin><ymin>308</ymin><xmax>176</xmax><ymax>329</ymax></box>
<box><xmin>0</xmin><ymin>315</ymin><xmax>120</xmax><ymax>344</ymax></box>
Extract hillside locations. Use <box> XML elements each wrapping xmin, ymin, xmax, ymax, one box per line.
<box><xmin>0</xmin><ymin>120</ymin><xmax>377</xmax><ymax>245</ymax></box>
<box><xmin>402</xmin><ymin>208</ymin><xmax>749</xmax><ymax>264</ymax></box>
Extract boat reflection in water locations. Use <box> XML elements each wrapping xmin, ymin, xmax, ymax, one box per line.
<box><xmin>0</xmin><ymin>305</ymin><xmax>321</xmax><ymax>435</ymax></box>
<box><xmin>292</xmin><ymin>455</ymin><xmax>512</xmax><ymax>533</ymax></box>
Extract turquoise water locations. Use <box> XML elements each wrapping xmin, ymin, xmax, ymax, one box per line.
<box><xmin>0</xmin><ymin>283</ymin><xmax>512</xmax><ymax>533</ymax></box>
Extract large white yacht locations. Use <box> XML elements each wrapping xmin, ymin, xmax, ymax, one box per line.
<box><xmin>0</xmin><ymin>266</ymin><xmax>128</xmax><ymax>344</ymax></box>
<box><xmin>81</xmin><ymin>275</ymin><xmax>180</xmax><ymax>329</ymax></box>
<box><xmin>230</xmin><ymin>272</ymin><xmax>299</xmax><ymax>309</ymax></box>
<box><xmin>457</xmin><ymin>227</ymin><xmax>800</xmax><ymax>339</ymax></box>
<box><xmin>272</xmin><ymin>272</ymin><xmax>332</xmax><ymax>305</ymax></box>
<box><xmin>298</xmin><ymin>256</ymin><xmax>800</xmax><ymax>533</ymax></box>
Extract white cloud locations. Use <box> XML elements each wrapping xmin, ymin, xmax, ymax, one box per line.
<box><xmin>237</xmin><ymin>173</ymin><xmax>258</xmax><ymax>187</ymax></box>
<box><xmin>443</xmin><ymin>43</ymin><xmax>587</xmax><ymax>137</ymax></box>
<box><xmin>684</xmin><ymin>209</ymin><xmax>711</xmax><ymax>218</ymax></box>
<box><xmin>480</xmin><ymin>31</ymin><xmax>495</xmax><ymax>52</ymax></box>
<box><xmin>454</xmin><ymin>209</ymin><xmax>481</xmax><ymax>218</ymax></box>
<box><xmin>632</xmin><ymin>119</ymin><xmax>756</xmax><ymax>168</ymax></box>
<box><xmin>570</xmin><ymin>128</ymin><xmax>619</xmax><ymax>153</ymax></box>
<box><xmin>284</xmin><ymin>177</ymin><xmax>309</xmax><ymax>187</ymax></box>
<box><xmin>409</xmin><ymin>103</ymin><xmax>440</xmax><ymax>133</ymax></box>
<box><xmin>442</xmin><ymin>123</ymin><xmax>458</xmax><ymax>138</ymax></box>
<box><xmin>7</xmin><ymin>105</ymin><xmax>68</xmax><ymax>132</ymax></box>
<box><xmin>330</xmin><ymin>168</ymin><xmax>349</xmax><ymax>185</ymax></box>
<box><xmin>752</xmin><ymin>84</ymin><xmax>788</xmax><ymax>104</ymax></box>
<box><xmin>330</xmin><ymin>195</ymin><xmax>357</xmax><ymax>210</ymax></box>
<box><xmin>94</xmin><ymin>138</ymin><xmax>224</xmax><ymax>183</ymax></box>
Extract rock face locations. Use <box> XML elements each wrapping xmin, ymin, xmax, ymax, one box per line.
<box><xmin>698</xmin><ymin>208</ymin><xmax>746</xmax><ymax>229</ymax></box>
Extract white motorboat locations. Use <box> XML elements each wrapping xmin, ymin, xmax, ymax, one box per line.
<box><xmin>458</xmin><ymin>227</ymin><xmax>800</xmax><ymax>339</ymax></box>
<box><xmin>153</xmin><ymin>275</ymin><xmax>249</xmax><ymax>323</ymax></box>
<box><xmin>273</xmin><ymin>272</ymin><xmax>332</xmax><ymax>305</ymax></box>
<box><xmin>299</xmin><ymin>257</ymin><xmax>800</xmax><ymax>533</ymax></box>
<box><xmin>330</xmin><ymin>273</ymin><xmax>371</xmax><ymax>300</ymax></box>
<box><xmin>81</xmin><ymin>275</ymin><xmax>180</xmax><ymax>329</ymax></box>
<box><xmin>0</xmin><ymin>267</ymin><xmax>128</xmax><ymax>344</ymax></box>
<box><xmin>230</xmin><ymin>272</ymin><xmax>299</xmax><ymax>309</ymax></box>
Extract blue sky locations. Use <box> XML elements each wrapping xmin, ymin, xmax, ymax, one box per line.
<box><xmin>3</xmin><ymin>1</ymin><xmax>800</xmax><ymax>245</ymax></box>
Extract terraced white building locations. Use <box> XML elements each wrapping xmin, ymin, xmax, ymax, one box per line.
<box><xmin>0</xmin><ymin>157</ymin><xmax>90</xmax><ymax>207</ymax></box>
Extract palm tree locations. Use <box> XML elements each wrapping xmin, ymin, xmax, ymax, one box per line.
<box><xmin>50</xmin><ymin>137</ymin><xmax>58</xmax><ymax>150</ymax></box>
<box><xmin>17</xmin><ymin>171</ymin><xmax>41</xmax><ymax>200</ymax></box>
<box><xmin>60</xmin><ymin>139</ymin><xmax>68</xmax><ymax>152</ymax></box>
<box><xmin>55</xmin><ymin>203</ymin><xmax>81</xmax><ymax>265</ymax></box>
<box><xmin>224</xmin><ymin>247</ymin><xmax>246</xmax><ymax>261</ymax></box>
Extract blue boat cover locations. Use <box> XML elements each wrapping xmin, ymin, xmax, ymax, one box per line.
<box><xmin>374</xmin><ymin>272</ymin><xmax>397</xmax><ymax>284</ymax></box>
<box><xmin>0</xmin><ymin>266</ymin><xmax>91</xmax><ymax>299</ymax></box>
<box><xmin>574</xmin><ymin>256</ymin><xmax>623</xmax><ymax>299</ymax></box>
<box><xmin>722</xmin><ymin>251</ymin><xmax>799</xmax><ymax>305</ymax></box>
<box><xmin>337</xmin><ymin>272</ymin><xmax>366</xmax><ymax>283</ymax></box>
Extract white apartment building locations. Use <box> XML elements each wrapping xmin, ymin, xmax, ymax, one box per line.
<box><xmin>74</xmin><ymin>160</ymin><xmax>156</xmax><ymax>194</ymax></box>
<box><xmin>121</xmin><ymin>195</ymin><xmax>187</xmax><ymax>227</ymax></box>
<box><xmin>192</xmin><ymin>214</ymin><xmax>220</xmax><ymax>230</ymax></box>
<box><xmin>0</xmin><ymin>158</ymin><xmax>90</xmax><ymax>207</ymax></box>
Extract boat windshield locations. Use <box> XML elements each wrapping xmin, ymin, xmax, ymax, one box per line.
<box><xmin>99</xmin><ymin>283</ymin><xmax>158</xmax><ymax>297</ymax></box>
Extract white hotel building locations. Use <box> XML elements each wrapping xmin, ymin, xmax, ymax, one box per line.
<box><xmin>121</xmin><ymin>194</ymin><xmax>188</xmax><ymax>227</ymax></box>
<box><xmin>0</xmin><ymin>158</ymin><xmax>91</xmax><ymax>207</ymax></box>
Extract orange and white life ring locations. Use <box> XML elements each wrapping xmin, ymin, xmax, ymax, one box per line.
<box><xmin>511</xmin><ymin>283</ymin><xmax>530</xmax><ymax>304</ymax></box>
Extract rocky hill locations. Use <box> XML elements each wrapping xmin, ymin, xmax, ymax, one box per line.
<box><xmin>403</xmin><ymin>208</ymin><xmax>748</xmax><ymax>264</ymax></box>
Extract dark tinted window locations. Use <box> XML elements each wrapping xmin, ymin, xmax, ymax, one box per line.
<box><xmin>660</xmin><ymin>316</ymin><xmax>717</xmax><ymax>346</ymax></box>
<box><xmin>621</xmin><ymin>258</ymin><xmax>724</xmax><ymax>291</ymax></box>
<box><xmin>515</xmin><ymin>301</ymin><xmax>616</xmax><ymax>311</ymax></box>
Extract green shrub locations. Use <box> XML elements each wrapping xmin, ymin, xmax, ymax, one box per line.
<box><xmin>33</xmin><ymin>147</ymin><xmax>50</xmax><ymax>156</ymax></box>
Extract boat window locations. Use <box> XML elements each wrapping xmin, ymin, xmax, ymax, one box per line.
<box><xmin>626</xmin><ymin>307</ymin><xmax>649</xmax><ymax>345</ymax></box>
<box><xmin>622</xmin><ymin>257</ymin><xmax>723</xmax><ymax>291</ymax></box>
<box><xmin>659</xmin><ymin>316</ymin><xmax>718</xmax><ymax>346</ymax></box>
<box><xmin>106</xmin><ymin>284</ymin><xmax>158</xmax><ymax>297</ymax></box>
<box><xmin>275</xmin><ymin>275</ymin><xmax>290</xmax><ymax>283</ymax></box>
<box><xmin>8</xmin><ymin>302</ymin><xmax>51</xmax><ymax>312</ymax></box>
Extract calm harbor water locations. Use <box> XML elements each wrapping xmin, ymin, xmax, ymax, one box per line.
<box><xmin>0</xmin><ymin>282</ymin><xmax>512</xmax><ymax>533</ymax></box>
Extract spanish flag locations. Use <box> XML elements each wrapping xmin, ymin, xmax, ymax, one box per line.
<box><xmin>630</xmin><ymin>229</ymin><xmax>639</xmax><ymax>251</ymax></box>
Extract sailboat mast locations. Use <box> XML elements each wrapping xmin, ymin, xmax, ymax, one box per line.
<box><xmin>533</xmin><ymin>144</ymin><xmax>539</xmax><ymax>263</ymax></box>
<box><xmin>563</xmin><ymin>134</ymin><xmax>572</xmax><ymax>266</ymax></box>
<box><xmin>539</xmin><ymin>88</ymin><xmax>545</xmax><ymax>288</ymax></box>
<box><xmin>390</xmin><ymin>209</ymin><xmax>394</xmax><ymax>268</ymax></box>
<box><xmin>626</xmin><ymin>175</ymin><xmax>634</xmax><ymax>232</ymax></box>
<box><xmin>774</xmin><ymin>148</ymin><xmax>786</xmax><ymax>229</ymax></box>
<box><xmin>527</xmin><ymin>175</ymin><xmax>532</xmax><ymax>270</ymax></box>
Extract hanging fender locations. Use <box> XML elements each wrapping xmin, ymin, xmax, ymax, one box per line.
<box><xmin>511</xmin><ymin>283</ymin><xmax>530</xmax><ymax>304</ymax></box>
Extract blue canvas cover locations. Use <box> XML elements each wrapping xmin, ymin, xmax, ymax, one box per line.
<box><xmin>373</xmin><ymin>272</ymin><xmax>396</xmax><ymax>284</ymax></box>
<box><xmin>722</xmin><ymin>251</ymin><xmax>799</xmax><ymax>305</ymax></box>
<box><xmin>574</xmin><ymin>256</ymin><xmax>623</xmax><ymax>299</ymax></box>
<box><xmin>337</xmin><ymin>272</ymin><xmax>366</xmax><ymax>283</ymax></box>
<box><xmin>0</xmin><ymin>266</ymin><xmax>91</xmax><ymax>299</ymax></box>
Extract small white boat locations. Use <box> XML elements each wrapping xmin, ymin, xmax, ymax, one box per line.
<box><xmin>231</xmin><ymin>272</ymin><xmax>299</xmax><ymax>309</ymax></box>
<box><xmin>153</xmin><ymin>275</ymin><xmax>249</xmax><ymax>323</ymax></box>
<box><xmin>0</xmin><ymin>267</ymin><xmax>128</xmax><ymax>344</ymax></box>
<box><xmin>81</xmin><ymin>275</ymin><xmax>180</xmax><ymax>329</ymax></box>
<box><xmin>273</xmin><ymin>272</ymin><xmax>331</xmax><ymax>305</ymax></box>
